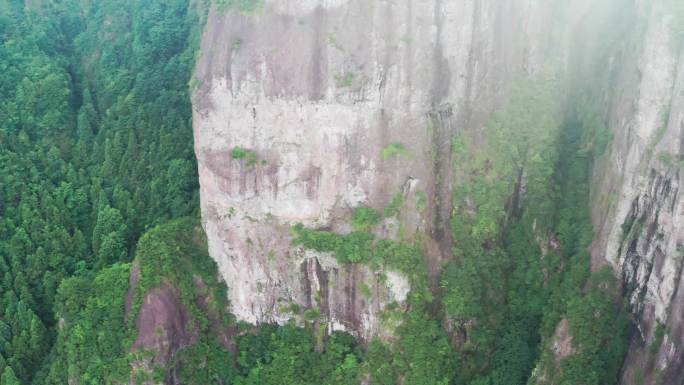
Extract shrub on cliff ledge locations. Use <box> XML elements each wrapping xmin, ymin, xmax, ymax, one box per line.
<box><xmin>292</xmin><ymin>224</ymin><xmax>375</xmax><ymax>264</ymax></box>
<box><xmin>382</xmin><ymin>142</ymin><xmax>408</xmax><ymax>160</ymax></box>
<box><xmin>351</xmin><ymin>207</ymin><xmax>380</xmax><ymax>231</ymax></box>
<box><xmin>230</xmin><ymin>146</ymin><xmax>258</xmax><ymax>166</ymax></box>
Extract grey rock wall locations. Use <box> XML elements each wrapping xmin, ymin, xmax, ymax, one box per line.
<box><xmin>192</xmin><ymin>0</ymin><xmax>551</xmax><ymax>338</ymax></box>
<box><xmin>193</xmin><ymin>1</ymin><xmax>684</xmax><ymax>380</ymax></box>
<box><xmin>589</xmin><ymin>1</ymin><xmax>684</xmax><ymax>383</ymax></box>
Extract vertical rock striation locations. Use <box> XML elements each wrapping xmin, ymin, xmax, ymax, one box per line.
<box><xmin>590</xmin><ymin>1</ymin><xmax>684</xmax><ymax>383</ymax></box>
<box><xmin>193</xmin><ymin>0</ymin><xmax>684</xmax><ymax>380</ymax></box>
<box><xmin>192</xmin><ymin>0</ymin><xmax>552</xmax><ymax>338</ymax></box>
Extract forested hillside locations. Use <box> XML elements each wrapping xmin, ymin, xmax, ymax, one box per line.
<box><xmin>0</xmin><ymin>1</ymin><xmax>643</xmax><ymax>385</ymax></box>
<box><xmin>0</xmin><ymin>0</ymin><xmax>201</xmax><ymax>382</ymax></box>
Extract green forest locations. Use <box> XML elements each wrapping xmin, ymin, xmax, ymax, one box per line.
<box><xmin>0</xmin><ymin>1</ymin><xmax>632</xmax><ymax>385</ymax></box>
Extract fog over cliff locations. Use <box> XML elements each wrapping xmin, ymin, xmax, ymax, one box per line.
<box><xmin>192</xmin><ymin>1</ymin><xmax>683</xmax><ymax>383</ymax></box>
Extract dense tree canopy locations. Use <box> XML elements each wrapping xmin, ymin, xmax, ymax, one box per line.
<box><xmin>0</xmin><ymin>0</ymin><xmax>201</xmax><ymax>383</ymax></box>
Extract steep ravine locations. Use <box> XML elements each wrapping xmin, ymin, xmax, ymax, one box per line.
<box><xmin>192</xmin><ymin>0</ymin><xmax>683</xmax><ymax>383</ymax></box>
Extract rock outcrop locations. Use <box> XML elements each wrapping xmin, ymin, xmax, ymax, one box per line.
<box><xmin>590</xmin><ymin>1</ymin><xmax>684</xmax><ymax>383</ymax></box>
<box><xmin>125</xmin><ymin>267</ymin><xmax>237</xmax><ymax>384</ymax></box>
<box><xmin>192</xmin><ymin>0</ymin><xmax>559</xmax><ymax>339</ymax></box>
<box><xmin>125</xmin><ymin>264</ymin><xmax>199</xmax><ymax>385</ymax></box>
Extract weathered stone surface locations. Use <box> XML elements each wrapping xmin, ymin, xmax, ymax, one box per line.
<box><xmin>125</xmin><ymin>269</ymin><xmax>237</xmax><ymax>385</ymax></box>
<box><xmin>589</xmin><ymin>1</ymin><xmax>684</xmax><ymax>383</ymax></box>
<box><xmin>193</xmin><ymin>0</ymin><xmax>684</xmax><ymax>379</ymax></box>
<box><xmin>125</xmin><ymin>273</ymin><xmax>198</xmax><ymax>385</ymax></box>
<box><xmin>192</xmin><ymin>0</ymin><xmax>554</xmax><ymax>338</ymax></box>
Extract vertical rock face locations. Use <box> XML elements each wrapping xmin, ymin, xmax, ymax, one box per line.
<box><xmin>192</xmin><ymin>0</ymin><xmax>553</xmax><ymax>338</ymax></box>
<box><xmin>590</xmin><ymin>2</ymin><xmax>684</xmax><ymax>384</ymax></box>
<box><xmin>194</xmin><ymin>0</ymin><xmax>684</xmax><ymax>378</ymax></box>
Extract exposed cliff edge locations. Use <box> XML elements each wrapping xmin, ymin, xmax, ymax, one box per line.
<box><xmin>193</xmin><ymin>0</ymin><xmax>563</xmax><ymax>339</ymax></box>
<box><xmin>589</xmin><ymin>1</ymin><xmax>684</xmax><ymax>383</ymax></box>
<box><xmin>193</xmin><ymin>0</ymin><xmax>683</xmax><ymax>382</ymax></box>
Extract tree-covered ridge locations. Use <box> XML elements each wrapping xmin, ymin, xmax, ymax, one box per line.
<box><xmin>42</xmin><ymin>219</ymin><xmax>235</xmax><ymax>385</ymax></box>
<box><xmin>0</xmin><ymin>1</ymin><xmax>203</xmax><ymax>383</ymax></box>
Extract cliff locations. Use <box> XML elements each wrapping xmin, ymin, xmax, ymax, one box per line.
<box><xmin>192</xmin><ymin>0</ymin><xmax>684</xmax><ymax>382</ymax></box>
<box><xmin>192</xmin><ymin>0</ymin><xmax>558</xmax><ymax>339</ymax></box>
<box><xmin>589</xmin><ymin>1</ymin><xmax>684</xmax><ymax>383</ymax></box>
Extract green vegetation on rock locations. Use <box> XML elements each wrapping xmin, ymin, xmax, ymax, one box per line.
<box><xmin>230</xmin><ymin>146</ymin><xmax>259</xmax><ymax>166</ymax></box>
<box><xmin>131</xmin><ymin>219</ymin><xmax>232</xmax><ymax>329</ymax></box>
<box><xmin>351</xmin><ymin>206</ymin><xmax>381</xmax><ymax>231</ymax></box>
<box><xmin>381</xmin><ymin>142</ymin><xmax>408</xmax><ymax>160</ymax></box>
<box><xmin>292</xmin><ymin>222</ymin><xmax>431</xmax><ymax>295</ymax></box>
<box><xmin>335</xmin><ymin>72</ymin><xmax>355</xmax><ymax>88</ymax></box>
<box><xmin>44</xmin><ymin>218</ymin><xmax>235</xmax><ymax>384</ymax></box>
<box><xmin>384</xmin><ymin>193</ymin><xmax>403</xmax><ymax>218</ymax></box>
